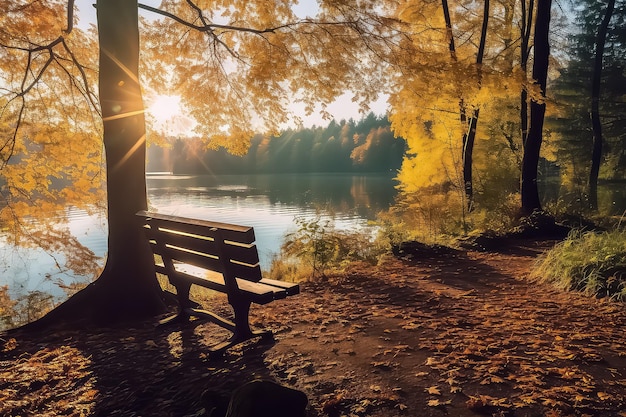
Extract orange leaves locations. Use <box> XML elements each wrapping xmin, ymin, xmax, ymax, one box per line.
<box><xmin>428</xmin><ymin>398</ymin><xmax>451</xmax><ymax>407</ymax></box>
<box><xmin>2</xmin><ymin>336</ymin><xmax>17</xmax><ymax>352</ymax></box>
<box><xmin>480</xmin><ymin>375</ymin><xmax>506</xmax><ymax>385</ymax></box>
<box><xmin>0</xmin><ymin>344</ymin><xmax>96</xmax><ymax>416</ymax></box>
<box><xmin>426</xmin><ymin>385</ymin><xmax>441</xmax><ymax>395</ymax></box>
<box><xmin>466</xmin><ymin>395</ymin><xmax>511</xmax><ymax>411</ymax></box>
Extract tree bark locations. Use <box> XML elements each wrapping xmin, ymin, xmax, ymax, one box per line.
<box><xmin>462</xmin><ymin>109</ymin><xmax>479</xmax><ymax>212</ymax></box>
<box><xmin>520</xmin><ymin>0</ymin><xmax>534</xmax><ymax>148</ymax></box>
<box><xmin>520</xmin><ymin>0</ymin><xmax>551</xmax><ymax>215</ymax></box>
<box><xmin>15</xmin><ymin>0</ymin><xmax>165</xmax><ymax>331</ymax></box>
<box><xmin>461</xmin><ymin>0</ymin><xmax>489</xmax><ymax>212</ymax></box>
<box><xmin>95</xmin><ymin>0</ymin><xmax>165</xmax><ymax>319</ymax></box>
<box><xmin>588</xmin><ymin>0</ymin><xmax>616</xmax><ymax>210</ymax></box>
<box><xmin>441</xmin><ymin>0</ymin><xmax>456</xmax><ymax>61</ymax></box>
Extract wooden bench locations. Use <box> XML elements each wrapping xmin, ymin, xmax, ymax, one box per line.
<box><xmin>136</xmin><ymin>211</ymin><xmax>300</xmax><ymax>354</ymax></box>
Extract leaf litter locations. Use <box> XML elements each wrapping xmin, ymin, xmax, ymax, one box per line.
<box><xmin>1</xmin><ymin>239</ymin><xmax>626</xmax><ymax>416</ymax></box>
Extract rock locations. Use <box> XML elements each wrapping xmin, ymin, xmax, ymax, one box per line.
<box><xmin>225</xmin><ymin>380</ymin><xmax>308</xmax><ymax>417</ymax></box>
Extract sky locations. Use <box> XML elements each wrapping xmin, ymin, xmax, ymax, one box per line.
<box><xmin>75</xmin><ymin>0</ymin><xmax>389</xmax><ymax>130</ymax></box>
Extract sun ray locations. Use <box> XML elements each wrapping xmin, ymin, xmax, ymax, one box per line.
<box><xmin>147</xmin><ymin>95</ymin><xmax>182</xmax><ymax>121</ymax></box>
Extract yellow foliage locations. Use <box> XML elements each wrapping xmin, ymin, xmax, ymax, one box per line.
<box><xmin>387</xmin><ymin>0</ymin><xmax>530</xmax><ymax>235</ymax></box>
<box><xmin>141</xmin><ymin>0</ymin><xmax>396</xmax><ymax>151</ymax></box>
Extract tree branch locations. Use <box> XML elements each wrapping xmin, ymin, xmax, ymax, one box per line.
<box><xmin>64</xmin><ymin>0</ymin><xmax>75</xmax><ymax>34</ymax></box>
<box><xmin>137</xmin><ymin>2</ymin><xmax>367</xmax><ymax>35</ymax></box>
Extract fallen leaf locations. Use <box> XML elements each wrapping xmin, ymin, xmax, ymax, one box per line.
<box><xmin>428</xmin><ymin>399</ymin><xmax>451</xmax><ymax>407</ymax></box>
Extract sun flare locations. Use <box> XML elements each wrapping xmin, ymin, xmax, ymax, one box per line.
<box><xmin>147</xmin><ymin>94</ymin><xmax>182</xmax><ymax>121</ymax></box>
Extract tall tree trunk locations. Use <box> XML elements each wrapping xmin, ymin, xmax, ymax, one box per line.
<box><xmin>520</xmin><ymin>0</ymin><xmax>551</xmax><ymax>215</ymax></box>
<box><xmin>462</xmin><ymin>108</ymin><xmax>479</xmax><ymax>212</ymax></box>
<box><xmin>95</xmin><ymin>0</ymin><xmax>165</xmax><ymax>319</ymax></box>
<box><xmin>441</xmin><ymin>0</ymin><xmax>465</xmax><ymax>125</ymax></box>
<box><xmin>442</xmin><ymin>0</ymin><xmax>456</xmax><ymax>61</ymax></box>
<box><xmin>589</xmin><ymin>0</ymin><xmax>616</xmax><ymax>210</ymax></box>
<box><xmin>461</xmin><ymin>0</ymin><xmax>489</xmax><ymax>212</ymax></box>
<box><xmin>16</xmin><ymin>0</ymin><xmax>165</xmax><ymax>331</ymax></box>
<box><xmin>520</xmin><ymin>0</ymin><xmax>534</xmax><ymax>148</ymax></box>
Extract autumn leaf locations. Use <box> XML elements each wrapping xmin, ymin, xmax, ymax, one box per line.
<box><xmin>480</xmin><ymin>375</ymin><xmax>506</xmax><ymax>385</ymax></box>
<box><xmin>426</xmin><ymin>386</ymin><xmax>441</xmax><ymax>395</ymax></box>
<box><xmin>428</xmin><ymin>399</ymin><xmax>451</xmax><ymax>407</ymax></box>
<box><xmin>396</xmin><ymin>403</ymin><xmax>408</xmax><ymax>411</ymax></box>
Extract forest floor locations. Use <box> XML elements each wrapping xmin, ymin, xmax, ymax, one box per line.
<box><xmin>2</xmin><ymin>238</ymin><xmax>626</xmax><ymax>417</ymax></box>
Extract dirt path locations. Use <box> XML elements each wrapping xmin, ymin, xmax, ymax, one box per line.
<box><xmin>2</xmin><ymin>240</ymin><xmax>626</xmax><ymax>416</ymax></box>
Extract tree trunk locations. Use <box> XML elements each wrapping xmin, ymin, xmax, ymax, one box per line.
<box><xmin>589</xmin><ymin>0</ymin><xmax>616</xmax><ymax>210</ymax></box>
<box><xmin>441</xmin><ymin>0</ymin><xmax>456</xmax><ymax>60</ymax></box>
<box><xmin>15</xmin><ymin>0</ymin><xmax>165</xmax><ymax>331</ymax></box>
<box><xmin>520</xmin><ymin>0</ymin><xmax>551</xmax><ymax>215</ymax></box>
<box><xmin>461</xmin><ymin>0</ymin><xmax>488</xmax><ymax>212</ymax></box>
<box><xmin>463</xmin><ymin>109</ymin><xmax>479</xmax><ymax>212</ymax></box>
<box><xmin>520</xmin><ymin>0</ymin><xmax>534</xmax><ymax>148</ymax></box>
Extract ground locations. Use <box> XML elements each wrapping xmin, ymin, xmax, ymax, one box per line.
<box><xmin>2</xmin><ymin>239</ymin><xmax>626</xmax><ymax>417</ymax></box>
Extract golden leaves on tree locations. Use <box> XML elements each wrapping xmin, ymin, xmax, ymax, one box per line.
<box><xmin>0</xmin><ymin>1</ymin><xmax>102</xmax><ymax>282</ymax></box>
<box><xmin>141</xmin><ymin>0</ymin><xmax>399</xmax><ymax>151</ymax></box>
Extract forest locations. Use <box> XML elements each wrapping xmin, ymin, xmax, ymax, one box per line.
<box><xmin>147</xmin><ymin>113</ymin><xmax>407</xmax><ymax>174</ymax></box>
<box><xmin>2</xmin><ymin>0</ymin><xmax>626</xmax><ymax>415</ymax></box>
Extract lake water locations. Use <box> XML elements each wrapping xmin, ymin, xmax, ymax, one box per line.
<box><xmin>0</xmin><ymin>173</ymin><xmax>398</xmax><ymax>302</ymax></box>
<box><xmin>2</xmin><ymin>174</ymin><xmax>624</xmax><ymax>306</ymax></box>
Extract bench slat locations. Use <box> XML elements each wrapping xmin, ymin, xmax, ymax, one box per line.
<box><xmin>144</xmin><ymin>226</ymin><xmax>261</xmax><ymax>267</ymax></box>
<box><xmin>156</xmin><ymin>262</ymin><xmax>286</xmax><ymax>299</ymax></box>
<box><xmin>138</xmin><ymin>210</ymin><xmax>256</xmax><ymax>244</ymax></box>
<box><xmin>154</xmin><ymin>241</ymin><xmax>263</xmax><ymax>282</ymax></box>
<box><xmin>172</xmin><ymin>264</ymin><xmax>282</xmax><ymax>305</ymax></box>
<box><xmin>148</xmin><ymin>238</ymin><xmax>227</xmax><ymax>274</ymax></box>
<box><xmin>259</xmin><ymin>278</ymin><xmax>300</xmax><ymax>296</ymax></box>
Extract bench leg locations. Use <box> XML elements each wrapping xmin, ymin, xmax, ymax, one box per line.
<box><xmin>160</xmin><ymin>286</ymin><xmax>273</xmax><ymax>355</ymax></box>
<box><xmin>159</xmin><ymin>280</ymin><xmax>193</xmax><ymax>325</ymax></box>
<box><xmin>207</xmin><ymin>298</ymin><xmax>273</xmax><ymax>357</ymax></box>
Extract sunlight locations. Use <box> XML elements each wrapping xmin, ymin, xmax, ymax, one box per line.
<box><xmin>146</xmin><ymin>94</ymin><xmax>196</xmax><ymax>136</ymax></box>
<box><xmin>147</xmin><ymin>94</ymin><xmax>182</xmax><ymax>121</ymax></box>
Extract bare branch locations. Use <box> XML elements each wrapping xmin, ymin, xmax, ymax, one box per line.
<box><xmin>137</xmin><ymin>2</ymin><xmax>367</xmax><ymax>35</ymax></box>
<box><xmin>185</xmin><ymin>0</ymin><xmax>209</xmax><ymax>26</ymax></box>
<box><xmin>64</xmin><ymin>0</ymin><xmax>75</xmax><ymax>34</ymax></box>
<box><xmin>60</xmin><ymin>38</ymin><xmax>100</xmax><ymax>115</ymax></box>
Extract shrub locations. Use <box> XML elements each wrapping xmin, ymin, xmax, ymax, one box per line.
<box><xmin>531</xmin><ymin>228</ymin><xmax>626</xmax><ymax>300</ymax></box>
<box><xmin>274</xmin><ymin>214</ymin><xmax>384</xmax><ymax>281</ymax></box>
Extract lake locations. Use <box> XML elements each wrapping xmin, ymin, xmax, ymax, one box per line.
<box><xmin>2</xmin><ymin>174</ymin><xmax>625</xmax><ymax>306</ymax></box>
<box><xmin>0</xmin><ymin>173</ymin><xmax>398</xmax><ymax>302</ymax></box>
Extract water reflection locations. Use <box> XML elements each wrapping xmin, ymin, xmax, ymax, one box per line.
<box><xmin>147</xmin><ymin>173</ymin><xmax>397</xmax><ymax>218</ymax></box>
<box><xmin>0</xmin><ymin>173</ymin><xmax>398</xmax><ymax>307</ymax></box>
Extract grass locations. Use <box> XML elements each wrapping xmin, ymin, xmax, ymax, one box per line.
<box><xmin>531</xmin><ymin>228</ymin><xmax>626</xmax><ymax>300</ymax></box>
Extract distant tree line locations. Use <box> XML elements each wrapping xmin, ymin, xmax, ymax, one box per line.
<box><xmin>147</xmin><ymin>113</ymin><xmax>406</xmax><ymax>174</ymax></box>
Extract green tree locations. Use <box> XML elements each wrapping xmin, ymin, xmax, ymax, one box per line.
<box><xmin>589</xmin><ymin>0</ymin><xmax>617</xmax><ymax>209</ymax></box>
<box><xmin>549</xmin><ymin>0</ymin><xmax>626</xmax><ymax>212</ymax></box>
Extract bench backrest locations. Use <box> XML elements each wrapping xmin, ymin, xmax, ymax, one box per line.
<box><xmin>136</xmin><ymin>211</ymin><xmax>263</xmax><ymax>286</ymax></box>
